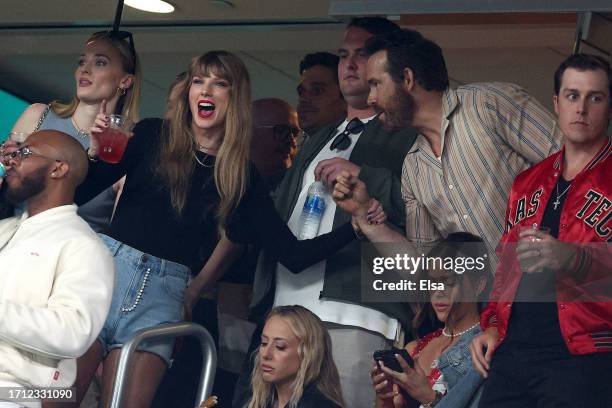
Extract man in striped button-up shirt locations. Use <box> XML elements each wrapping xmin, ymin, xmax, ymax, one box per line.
<box><xmin>334</xmin><ymin>29</ymin><xmax>563</xmax><ymax>267</ymax></box>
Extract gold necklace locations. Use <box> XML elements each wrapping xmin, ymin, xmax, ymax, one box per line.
<box><xmin>70</xmin><ymin>116</ymin><xmax>90</xmax><ymax>139</ymax></box>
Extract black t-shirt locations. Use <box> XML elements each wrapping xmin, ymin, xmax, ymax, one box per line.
<box><xmin>504</xmin><ymin>177</ymin><xmax>572</xmax><ymax>349</ymax></box>
<box><xmin>76</xmin><ymin>118</ymin><xmax>354</xmax><ymax>273</ymax></box>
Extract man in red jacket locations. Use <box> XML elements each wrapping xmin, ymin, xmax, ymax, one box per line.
<box><xmin>471</xmin><ymin>53</ymin><xmax>611</xmax><ymax>407</ymax></box>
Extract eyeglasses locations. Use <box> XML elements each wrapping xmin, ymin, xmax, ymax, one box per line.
<box><xmin>256</xmin><ymin>124</ymin><xmax>300</xmax><ymax>143</ymax></box>
<box><xmin>330</xmin><ymin>118</ymin><xmax>365</xmax><ymax>151</ymax></box>
<box><xmin>2</xmin><ymin>146</ymin><xmax>61</xmax><ymax>166</ymax></box>
<box><xmin>92</xmin><ymin>30</ymin><xmax>136</xmax><ymax>74</ymax></box>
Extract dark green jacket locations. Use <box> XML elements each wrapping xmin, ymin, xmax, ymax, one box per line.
<box><xmin>251</xmin><ymin>116</ymin><xmax>417</xmax><ymax>330</ymax></box>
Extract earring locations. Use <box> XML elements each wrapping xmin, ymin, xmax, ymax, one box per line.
<box><xmin>117</xmin><ymin>87</ymin><xmax>127</xmax><ymax>96</ymax></box>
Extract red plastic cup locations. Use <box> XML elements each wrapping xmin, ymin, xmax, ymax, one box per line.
<box><xmin>98</xmin><ymin>115</ymin><xmax>132</xmax><ymax>163</ymax></box>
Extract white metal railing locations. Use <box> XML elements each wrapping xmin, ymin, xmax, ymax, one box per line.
<box><xmin>109</xmin><ymin>322</ymin><xmax>217</xmax><ymax>408</ymax></box>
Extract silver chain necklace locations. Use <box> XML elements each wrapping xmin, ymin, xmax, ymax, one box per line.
<box><xmin>70</xmin><ymin>116</ymin><xmax>90</xmax><ymax>140</ymax></box>
<box><xmin>553</xmin><ymin>180</ymin><xmax>572</xmax><ymax>211</ymax></box>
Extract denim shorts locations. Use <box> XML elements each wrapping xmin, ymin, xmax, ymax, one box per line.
<box><xmin>98</xmin><ymin>234</ymin><xmax>191</xmax><ymax>366</ymax></box>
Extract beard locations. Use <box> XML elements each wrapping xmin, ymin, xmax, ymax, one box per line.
<box><xmin>379</xmin><ymin>86</ymin><xmax>415</xmax><ymax>132</ymax></box>
<box><xmin>3</xmin><ymin>166</ymin><xmax>48</xmax><ymax>205</ymax></box>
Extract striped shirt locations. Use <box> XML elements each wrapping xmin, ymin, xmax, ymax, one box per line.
<box><xmin>402</xmin><ymin>83</ymin><xmax>563</xmax><ymax>266</ymax></box>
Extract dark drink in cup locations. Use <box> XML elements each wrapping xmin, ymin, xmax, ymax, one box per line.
<box><xmin>97</xmin><ymin>115</ymin><xmax>132</xmax><ymax>163</ymax></box>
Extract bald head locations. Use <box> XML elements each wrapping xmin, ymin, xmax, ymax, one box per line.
<box><xmin>252</xmin><ymin>98</ymin><xmax>296</xmax><ymax>127</ymax></box>
<box><xmin>26</xmin><ymin>130</ymin><xmax>89</xmax><ymax>186</ymax></box>
<box><xmin>251</xmin><ymin>98</ymin><xmax>300</xmax><ymax>178</ymax></box>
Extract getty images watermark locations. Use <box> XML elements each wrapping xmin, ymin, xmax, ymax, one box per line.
<box><xmin>371</xmin><ymin>252</ymin><xmax>488</xmax><ymax>291</ymax></box>
<box><xmin>360</xmin><ymin>242</ymin><xmax>491</xmax><ymax>302</ymax></box>
<box><xmin>360</xmin><ymin>241</ymin><xmax>612</xmax><ymax>303</ymax></box>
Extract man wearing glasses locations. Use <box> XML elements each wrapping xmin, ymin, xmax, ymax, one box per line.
<box><xmin>240</xmin><ymin>17</ymin><xmax>418</xmax><ymax>408</ymax></box>
<box><xmin>0</xmin><ymin>130</ymin><xmax>113</xmax><ymax>407</ymax></box>
<box><xmin>251</xmin><ymin>98</ymin><xmax>300</xmax><ymax>191</ymax></box>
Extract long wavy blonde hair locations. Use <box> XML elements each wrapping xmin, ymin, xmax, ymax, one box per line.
<box><xmin>157</xmin><ymin>51</ymin><xmax>251</xmax><ymax>225</ymax></box>
<box><xmin>248</xmin><ymin>306</ymin><xmax>344</xmax><ymax>408</ymax></box>
<box><xmin>50</xmin><ymin>31</ymin><xmax>141</xmax><ymax>123</ymax></box>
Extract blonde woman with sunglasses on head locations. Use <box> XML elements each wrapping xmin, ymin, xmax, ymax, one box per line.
<box><xmin>9</xmin><ymin>30</ymin><xmax>140</xmax><ymax>232</ymax></box>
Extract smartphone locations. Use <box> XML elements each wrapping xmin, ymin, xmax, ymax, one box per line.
<box><xmin>373</xmin><ymin>348</ymin><xmax>414</xmax><ymax>372</ymax></box>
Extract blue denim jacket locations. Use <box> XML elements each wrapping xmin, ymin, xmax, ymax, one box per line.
<box><xmin>432</xmin><ymin>325</ymin><xmax>483</xmax><ymax>408</ymax></box>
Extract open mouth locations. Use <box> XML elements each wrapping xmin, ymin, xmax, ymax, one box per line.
<box><xmin>198</xmin><ymin>100</ymin><xmax>216</xmax><ymax>119</ymax></box>
<box><xmin>78</xmin><ymin>79</ymin><xmax>92</xmax><ymax>87</ymax></box>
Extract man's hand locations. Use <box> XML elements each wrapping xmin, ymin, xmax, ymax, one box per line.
<box><xmin>0</xmin><ymin>140</ymin><xmax>20</xmax><ymax>187</ymax></box>
<box><xmin>470</xmin><ymin>327</ymin><xmax>498</xmax><ymax>378</ymax></box>
<box><xmin>314</xmin><ymin>157</ymin><xmax>360</xmax><ymax>187</ymax></box>
<box><xmin>517</xmin><ymin>228</ymin><xmax>578</xmax><ymax>274</ymax></box>
<box><xmin>1</xmin><ymin>140</ymin><xmax>20</xmax><ymax>156</ymax></box>
<box><xmin>332</xmin><ymin>171</ymin><xmax>373</xmax><ymax>218</ymax></box>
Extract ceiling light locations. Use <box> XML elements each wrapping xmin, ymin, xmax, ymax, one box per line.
<box><xmin>125</xmin><ymin>0</ymin><xmax>175</xmax><ymax>14</ymax></box>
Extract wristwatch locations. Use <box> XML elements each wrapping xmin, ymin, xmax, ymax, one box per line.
<box><xmin>422</xmin><ymin>390</ymin><xmax>444</xmax><ymax>408</ymax></box>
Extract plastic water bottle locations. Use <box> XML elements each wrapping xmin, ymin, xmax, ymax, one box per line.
<box><xmin>0</xmin><ymin>162</ymin><xmax>6</xmax><ymax>178</ymax></box>
<box><xmin>298</xmin><ymin>181</ymin><xmax>327</xmax><ymax>240</ymax></box>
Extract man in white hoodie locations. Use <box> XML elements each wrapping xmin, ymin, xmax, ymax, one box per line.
<box><xmin>0</xmin><ymin>130</ymin><xmax>114</xmax><ymax>408</ymax></box>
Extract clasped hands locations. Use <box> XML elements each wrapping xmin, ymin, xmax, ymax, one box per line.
<box><xmin>330</xmin><ymin>169</ymin><xmax>385</xmax><ymax>230</ymax></box>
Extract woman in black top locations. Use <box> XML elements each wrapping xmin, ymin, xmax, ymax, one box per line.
<box><xmin>69</xmin><ymin>51</ymin><xmax>378</xmax><ymax>408</ymax></box>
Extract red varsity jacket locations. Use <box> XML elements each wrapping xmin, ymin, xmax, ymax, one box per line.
<box><xmin>481</xmin><ymin>139</ymin><xmax>612</xmax><ymax>355</ymax></box>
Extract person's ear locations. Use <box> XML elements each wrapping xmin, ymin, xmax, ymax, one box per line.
<box><xmin>553</xmin><ymin>94</ymin><xmax>560</xmax><ymax>116</ymax></box>
<box><xmin>402</xmin><ymin>68</ymin><xmax>415</xmax><ymax>93</ymax></box>
<box><xmin>120</xmin><ymin>74</ymin><xmax>135</xmax><ymax>91</ymax></box>
<box><xmin>50</xmin><ymin>162</ymin><xmax>69</xmax><ymax>179</ymax></box>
